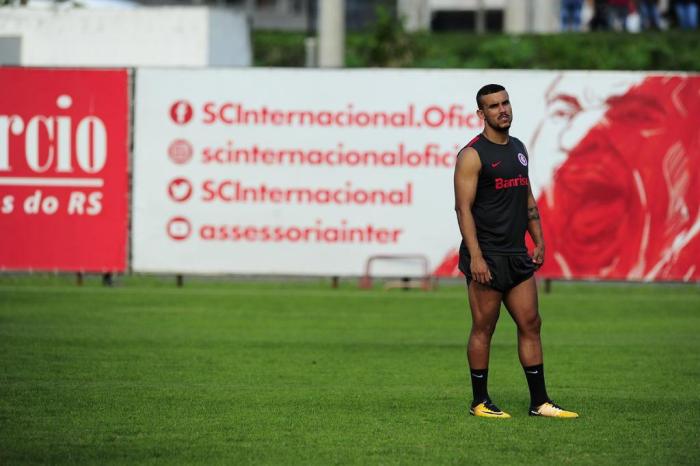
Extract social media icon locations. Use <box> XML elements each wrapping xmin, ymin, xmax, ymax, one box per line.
<box><xmin>170</xmin><ymin>100</ymin><xmax>193</xmax><ymax>125</ymax></box>
<box><xmin>168</xmin><ymin>178</ymin><xmax>193</xmax><ymax>203</ymax></box>
<box><xmin>168</xmin><ymin>139</ymin><xmax>194</xmax><ymax>164</ymax></box>
<box><xmin>166</xmin><ymin>216</ymin><xmax>192</xmax><ymax>241</ymax></box>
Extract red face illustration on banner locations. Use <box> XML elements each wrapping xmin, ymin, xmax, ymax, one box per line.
<box><xmin>534</xmin><ymin>76</ymin><xmax>700</xmax><ymax>281</ymax></box>
<box><xmin>434</xmin><ymin>75</ymin><xmax>699</xmax><ymax>282</ymax></box>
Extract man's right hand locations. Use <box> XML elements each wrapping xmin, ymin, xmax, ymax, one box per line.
<box><xmin>470</xmin><ymin>255</ymin><xmax>492</xmax><ymax>284</ymax></box>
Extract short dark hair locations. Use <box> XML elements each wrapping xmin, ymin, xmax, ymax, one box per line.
<box><xmin>476</xmin><ymin>84</ymin><xmax>506</xmax><ymax>109</ymax></box>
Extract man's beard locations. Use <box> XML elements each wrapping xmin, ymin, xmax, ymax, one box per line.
<box><xmin>486</xmin><ymin>116</ymin><xmax>511</xmax><ymax>133</ymax></box>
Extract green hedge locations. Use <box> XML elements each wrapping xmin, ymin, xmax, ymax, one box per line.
<box><xmin>253</xmin><ymin>30</ymin><xmax>700</xmax><ymax>71</ymax></box>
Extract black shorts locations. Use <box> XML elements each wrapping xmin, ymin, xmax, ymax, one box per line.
<box><xmin>460</xmin><ymin>253</ymin><xmax>536</xmax><ymax>293</ymax></box>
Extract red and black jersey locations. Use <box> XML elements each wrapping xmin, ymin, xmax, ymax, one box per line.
<box><xmin>459</xmin><ymin>133</ymin><xmax>530</xmax><ymax>256</ymax></box>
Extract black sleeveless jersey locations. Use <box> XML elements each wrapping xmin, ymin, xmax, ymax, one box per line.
<box><xmin>459</xmin><ymin>134</ymin><xmax>530</xmax><ymax>256</ymax></box>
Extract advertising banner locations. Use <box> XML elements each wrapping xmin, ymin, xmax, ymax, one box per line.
<box><xmin>0</xmin><ymin>68</ymin><xmax>129</xmax><ymax>272</ymax></box>
<box><xmin>132</xmin><ymin>69</ymin><xmax>699</xmax><ymax>281</ymax></box>
<box><xmin>436</xmin><ymin>73</ymin><xmax>700</xmax><ymax>283</ymax></box>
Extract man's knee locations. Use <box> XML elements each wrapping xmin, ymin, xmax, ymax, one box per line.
<box><xmin>471</xmin><ymin>320</ymin><xmax>498</xmax><ymax>340</ymax></box>
<box><xmin>518</xmin><ymin>312</ymin><xmax>542</xmax><ymax>336</ymax></box>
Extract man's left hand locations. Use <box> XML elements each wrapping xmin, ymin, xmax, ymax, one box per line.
<box><xmin>532</xmin><ymin>244</ymin><xmax>545</xmax><ymax>269</ymax></box>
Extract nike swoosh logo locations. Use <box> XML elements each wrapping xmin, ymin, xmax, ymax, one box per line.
<box><xmin>491</xmin><ymin>161</ymin><xmax>502</xmax><ymax>168</ymax></box>
<box><xmin>526</xmin><ymin>370</ymin><xmax>539</xmax><ymax>374</ymax></box>
<box><xmin>483</xmin><ymin>411</ymin><xmax>503</xmax><ymax>415</ymax></box>
<box><xmin>471</xmin><ymin>374</ymin><xmax>484</xmax><ymax>378</ymax></box>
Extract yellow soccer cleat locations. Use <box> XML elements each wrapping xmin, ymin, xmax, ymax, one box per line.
<box><xmin>470</xmin><ymin>400</ymin><xmax>511</xmax><ymax>419</ymax></box>
<box><xmin>529</xmin><ymin>401</ymin><xmax>579</xmax><ymax>418</ymax></box>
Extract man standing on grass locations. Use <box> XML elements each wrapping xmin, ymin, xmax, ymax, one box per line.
<box><xmin>453</xmin><ymin>84</ymin><xmax>578</xmax><ymax>419</ymax></box>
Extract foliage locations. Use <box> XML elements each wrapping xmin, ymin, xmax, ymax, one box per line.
<box><xmin>252</xmin><ymin>31</ymin><xmax>307</xmax><ymax>67</ymax></box>
<box><xmin>254</xmin><ymin>30</ymin><xmax>700</xmax><ymax>71</ymax></box>
<box><xmin>353</xmin><ymin>5</ymin><xmax>415</xmax><ymax>67</ymax></box>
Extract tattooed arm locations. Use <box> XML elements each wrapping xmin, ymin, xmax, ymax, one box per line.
<box><xmin>526</xmin><ymin>184</ymin><xmax>545</xmax><ymax>269</ymax></box>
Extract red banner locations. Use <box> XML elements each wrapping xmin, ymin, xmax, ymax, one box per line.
<box><xmin>0</xmin><ymin>68</ymin><xmax>129</xmax><ymax>272</ymax></box>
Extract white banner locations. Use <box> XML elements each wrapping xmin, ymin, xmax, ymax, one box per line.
<box><xmin>133</xmin><ymin>68</ymin><xmax>699</xmax><ymax>280</ymax></box>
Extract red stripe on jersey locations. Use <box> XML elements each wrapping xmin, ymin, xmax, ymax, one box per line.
<box><xmin>466</xmin><ymin>135</ymin><xmax>481</xmax><ymax>147</ymax></box>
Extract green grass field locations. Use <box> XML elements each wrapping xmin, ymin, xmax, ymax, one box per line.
<box><xmin>1</xmin><ymin>276</ymin><xmax>699</xmax><ymax>465</ymax></box>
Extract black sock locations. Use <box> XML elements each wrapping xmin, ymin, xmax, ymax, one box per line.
<box><xmin>469</xmin><ymin>367</ymin><xmax>489</xmax><ymax>404</ymax></box>
<box><xmin>523</xmin><ymin>363</ymin><xmax>549</xmax><ymax>407</ymax></box>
